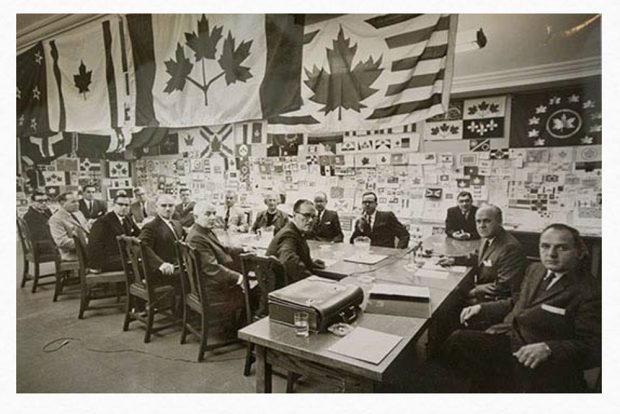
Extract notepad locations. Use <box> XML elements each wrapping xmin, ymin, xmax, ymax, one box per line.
<box><xmin>343</xmin><ymin>253</ymin><xmax>388</xmax><ymax>265</ymax></box>
<box><xmin>328</xmin><ymin>327</ymin><xmax>402</xmax><ymax>365</ymax></box>
<box><xmin>367</xmin><ymin>283</ymin><xmax>431</xmax><ymax>318</ymax></box>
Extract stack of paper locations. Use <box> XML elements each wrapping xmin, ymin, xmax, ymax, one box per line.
<box><xmin>328</xmin><ymin>327</ymin><xmax>402</xmax><ymax>365</ymax></box>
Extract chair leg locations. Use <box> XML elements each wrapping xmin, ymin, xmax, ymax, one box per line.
<box><xmin>31</xmin><ymin>262</ymin><xmax>40</xmax><ymax>293</ymax></box>
<box><xmin>53</xmin><ymin>270</ymin><xmax>64</xmax><ymax>302</ymax></box>
<box><xmin>243</xmin><ymin>342</ymin><xmax>255</xmax><ymax>376</ymax></box>
<box><xmin>286</xmin><ymin>372</ymin><xmax>300</xmax><ymax>393</ymax></box>
<box><xmin>78</xmin><ymin>288</ymin><xmax>88</xmax><ymax>319</ymax></box>
<box><xmin>144</xmin><ymin>305</ymin><xmax>155</xmax><ymax>343</ymax></box>
<box><xmin>21</xmin><ymin>259</ymin><xmax>29</xmax><ymax>289</ymax></box>
<box><xmin>197</xmin><ymin>311</ymin><xmax>208</xmax><ymax>362</ymax></box>
<box><xmin>180</xmin><ymin>303</ymin><xmax>188</xmax><ymax>345</ymax></box>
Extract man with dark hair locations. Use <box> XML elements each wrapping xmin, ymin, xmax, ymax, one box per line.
<box><xmin>23</xmin><ymin>190</ymin><xmax>56</xmax><ymax>256</ymax></box>
<box><xmin>88</xmin><ymin>191</ymin><xmax>140</xmax><ymax>272</ymax></box>
<box><xmin>251</xmin><ymin>191</ymin><xmax>289</xmax><ymax>234</ymax></box>
<box><xmin>49</xmin><ymin>191</ymin><xmax>90</xmax><ymax>261</ymax></box>
<box><xmin>439</xmin><ymin>204</ymin><xmax>527</xmax><ymax>304</ymax></box>
<box><xmin>173</xmin><ymin>187</ymin><xmax>196</xmax><ymax>227</ymax></box>
<box><xmin>265</xmin><ymin>199</ymin><xmax>325</xmax><ymax>284</ymax></box>
<box><xmin>215</xmin><ymin>190</ymin><xmax>248</xmax><ymax>233</ymax></box>
<box><xmin>78</xmin><ymin>184</ymin><xmax>107</xmax><ymax>221</ymax></box>
<box><xmin>349</xmin><ymin>191</ymin><xmax>410</xmax><ymax>249</ymax></box>
<box><xmin>130</xmin><ymin>187</ymin><xmax>156</xmax><ymax>224</ymax></box>
<box><xmin>308</xmin><ymin>191</ymin><xmax>344</xmax><ymax>243</ymax></box>
<box><xmin>445</xmin><ymin>191</ymin><xmax>480</xmax><ymax>240</ymax></box>
<box><xmin>441</xmin><ymin>223</ymin><xmax>601</xmax><ymax>392</ymax></box>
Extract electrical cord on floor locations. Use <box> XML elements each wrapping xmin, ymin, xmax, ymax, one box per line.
<box><xmin>42</xmin><ymin>337</ymin><xmax>246</xmax><ymax>364</ymax></box>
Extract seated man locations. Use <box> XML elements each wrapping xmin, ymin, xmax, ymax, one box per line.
<box><xmin>23</xmin><ymin>190</ymin><xmax>56</xmax><ymax>257</ymax></box>
<box><xmin>349</xmin><ymin>191</ymin><xmax>410</xmax><ymax>248</ymax></box>
<box><xmin>441</xmin><ymin>223</ymin><xmax>601</xmax><ymax>392</ymax></box>
<box><xmin>139</xmin><ymin>194</ymin><xmax>183</xmax><ymax>283</ymax></box>
<box><xmin>130</xmin><ymin>187</ymin><xmax>156</xmax><ymax>225</ymax></box>
<box><xmin>186</xmin><ymin>201</ymin><xmax>245</xmax><ymax>305</ymax></box>
<box><xmin>445</xmin><ymin>191</ymin><xmax>480</xmax><ymax>240</ymax></box>
<box><xmin>172</xmin><ymin>187</ymin><xmax>196</xmax><ymax>228</ymax></box>
<box><xmin>438</xmin><ymin>204</ymin><xmax>527</xmax><ymax>304</ymax></box>
<box><xmin>307</xmin><ymin>191</ymin><xmax>344</xmax><ymax>243</ymax></box>
<box><xmin>215</xmin><ymin>190</ymin><xmax>248</xmax><ymax>233</ymax></box>
<box><xmin>265</xmin><ymin>199</ymin><xmax>326</xmax><ymax>285</ymax></box>
<box><xmin>78</xmin><ymin>184</ymin><xmax>108</xmax><ymax>222</ymax></box>
<box><xmin>49</xmin><ymin>191</ymin><xmax>91</xmax><ymax>262</ymax></box>
<box><xmin>251</xmin><ymin>191</ymin><xmax>289</xmax><ymax>234</ymax></box>
<box><xmin>88</xmin><ymin>191</ymin><xmax>140</xmax><ymax>272</ymax></box>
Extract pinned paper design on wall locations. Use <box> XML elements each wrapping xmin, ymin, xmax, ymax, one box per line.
<box><xmin>463</xmin><ymin>95</ymin><xmax>507</xmax><ymax>139</ymax></box>
<box><xmin>469</xmin><ymin>138</ymin><xmax>490</xmax><ymax>152</ymax></box>
<box><xmin>107</xmin><ymin>161</ymin><xmax>130</xmax><ymax>178</ymax></box>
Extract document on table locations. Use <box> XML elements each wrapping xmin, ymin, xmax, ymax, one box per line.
<box><xmin>328</xmin><ymin>327</ymin><xmax>402</xmax><ymax>365</ymax></box>
<box><xmin>343</xmin><ymin>253</ymin><xmax>388</xmax><ymax>265</ymax></box>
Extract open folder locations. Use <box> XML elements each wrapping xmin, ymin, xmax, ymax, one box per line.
<box><xmin>328</xmin><ymin>327</ymin><xmax>402</xmax><ymax>365</ymax></box>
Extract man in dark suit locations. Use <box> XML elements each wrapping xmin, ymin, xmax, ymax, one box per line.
<box><xmin>186</xmin><ymin>201</ymin><xmax>244</xmax><ymax>305</ymax></box>
<box><xmin>139</xmin><ymin>194</ymin><xmax>183</xmax><ymax>282</ymax></box>
<box><xmin>251</xmin><ymin>191</ymin><xmax>289</xmax><ymax>234</ymax></box>
<box><xmin>78</xmin><ymin>184</ymin><xmax>107</xmax><ymax>221</ymax></box>
<box><xmin>439</xmin><ymin>204</ymin><xmax>527</xmax><ymax>304</ymax></box>
<box><xmin>88</xmin><ymin>191</ymin><xmax>140</xmax><ymax>272</ymax></box>
<box><xmin>445</xmin><ymin>191</ymin><xmax>480</xmax><ymax>240</ymax></box>
<box><xmin>349</xmin><ymin>191</ymin><xmax>410</xmax><ymax>249</ymax></box>
<box><xmin>23</xmin><ymin>190</ymin><xmax>56</xmax><ymax>256</ymax></box>
<box><xmin>130</xmin><ymin>187</ymin><xmax>156</xmax><ymax>225</ymax></box>
<box><xmin>308</xmin><ymin>192</ymin><xmax>344</xmax><ymax>243</ymax></box>
<box><xmin>442</xmin><ymin>223</ymin><xmax>601</xmax><ymax>392</ymax></box>
<box><xmin>173</xmin><ymin>187</ymin><xmax>196</xmax><ymax>227</ymax></box>
<box><xmin>266</xmin><ymin>199</ymin><xmax>326</xmax><ymax>284</ymax></box>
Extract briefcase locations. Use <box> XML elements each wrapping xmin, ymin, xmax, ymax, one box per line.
<box><xmin>268</xmin><ymin>276</ymin><xmax>364</xmax><ymax>332</ymax></box>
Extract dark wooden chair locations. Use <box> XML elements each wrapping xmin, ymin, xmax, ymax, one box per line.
<box><xmin>117</xmin><ymin>235</ymin><xmax>178</xmax><ymax>343</ymax></box>
<box><xmin>239</xmin><ymin>252</ymin><xmax>297</xmax><ymax>391</ymax></box>
<box><xmin>176</xmin><ymin>241</ymin><xmax>242</xmax><ymax>362</ymax></box>
<box><xmin>72</xmin><ymin>228</ymin><xmax>125</xmax><ymax>319</ymax></box>
<box><xmin>17</xmin><ymin>217</ymin><xmax>57</xmax><ymax>293</ymax></box>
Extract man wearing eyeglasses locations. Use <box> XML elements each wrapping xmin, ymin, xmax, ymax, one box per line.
<box><xmin>78</xmin><ymin>184</ymin><xmax>107</xmax><ymax>222</ymax></box>
<box><xmin>349</xmin><ymin>191</ymin><xmax>410</xmax><ymax>249</ymax></box>
<box><xmin>139</xmin><ymin>194</ymin><xmax>184</xmax><ymax>282</ymax></box>
<box><xmin>88</xmin><ymin>191</ymin><xmax>140</xmax><ymax>272</ymax></box>
<box><xmin>265</xmin><ymin>199</ymin><xmax>326</xmax><ymax>285</ymax></box>
<box><xmin>23</xmin><ymin>189</ymin><xmax>56</xmax><ymax>257</ymax></box>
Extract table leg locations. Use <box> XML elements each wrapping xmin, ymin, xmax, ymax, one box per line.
<box><xmin>255</xmin><ymin>345</ymin><xmax>272</xmax><ymax>393</ymax></box>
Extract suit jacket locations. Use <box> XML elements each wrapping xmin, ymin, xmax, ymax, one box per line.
<box><xmin>88</xmin><ymin>211</ymin><xmax>140</xmax><ymax>271</ymax></box>
<box><xmin>139</xmin><ymin>215</ymin><xmax>183</xmax><ymax>274</ymax></box>
<box><xmin>186</xmin><ymin>224</ymin><xmax>242</xmax><ymax>291</ymax></box>
<box><xmin>456</xmin><ymin>227</ymin><xmax>527</xmax><ymax>302</ymax></box>
<box><xmin>478</xmin><ymin>262</ymin><xmax>601</xmax><ymax>389</ymax></box>
<box><xmin>251</xmin><ymin>209</ymin><xmax>289</xmax><ymax>234</ymax></box>
<box><xmin>78</xmin><ymin>198</ymin><xmax>107</xmax><ymax>220</ymax></box>
<box><xmin>308</xmin><ymin>209</ymin><xmax>344</xmax><ymax>243</ymax></box>
<box><xmin>49</xmin><ymin>208</ymin><xmax>90</xmax><ymax>261</ymax></box>
<box><xmin>130</xmin><ymin>200</ymin><xmax>157</xmax><ymax>224</ymax></box>
<box><xmin>23</xmin><ymin>206</ymin><xmax>56</xmax><ymax>256</ymax></box>
<box><xmin>265</xmin><ymin>221</ymin><xmax>315</xmax><ymax>284</ymax></box>
<box><xmin>173</xmin><ymin>201</ymin><xmax>196</xmax><ymax>227</ymax></box>
<box><xmin>214</xmin><ymin>205</ymin><xmax>248</xmax><ymax>232</ymax></box>
<box><xmin>445</xmin><ymin>205</ymin><xmax>480</xmax><ymax>240</ymax></box>
<box><xmin>350</xmin><ymin>210</ymin><xmax>410</xmax><ymax>249</ymax></box>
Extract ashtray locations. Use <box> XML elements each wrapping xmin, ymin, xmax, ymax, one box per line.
<box><xmin>328</xmin><ymin>322</ymin><xmax>353</xmax><ymax>337</ymax></box>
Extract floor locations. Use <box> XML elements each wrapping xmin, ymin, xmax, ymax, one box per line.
<box><xmin>15</xmin><ymin>249</ymin><xmax>339</xmax><ymax>393</ymax></box>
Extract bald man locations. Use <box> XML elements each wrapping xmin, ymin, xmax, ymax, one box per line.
<box><xmin>251</xmin><ymin>192</ymin><xmax>289</xmax><ymax>234</ymax></box>
<box><xmin>307</xmin><ymin>192</ymin><xmax>344</xmax><ymax>243</ymax></box>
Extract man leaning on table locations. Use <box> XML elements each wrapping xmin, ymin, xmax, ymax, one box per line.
<box><xmin>441</xmin><ymin>223</ymin><xmax>601</xmax><ymax>392</ymax></box>
<box><xmin>349</xmin><ymin>191</ymin><xmax>409</xmax><ymax>249</ymax></box>
<box><xmin>445</xmin><ymin>191</ymin><xmax>480</xmax><ymax>240</ymax></box>
<box><xmin>438</xmin><ymin>204</ymin><xmax>527</xmax><ymax>305</ymax></box>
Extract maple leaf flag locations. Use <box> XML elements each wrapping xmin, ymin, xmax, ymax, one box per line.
<box><xmin>269</xmin><ymin>14</ymin><xmax>458</xmax><ymax>133</ymax></box>
<box><xmin>43</xmin><ymin>16</ymin><xmax>134</xmax><ymax>133</ymax></box>
<box><xmin>126</xmin><ymin>14</ymin><xmax>304</xmax><ymax>128</ymax></box>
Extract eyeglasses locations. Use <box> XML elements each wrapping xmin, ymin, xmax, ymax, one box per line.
<box><xmin>34</xmin><ymin>199</ymin><xmax>49</xmax><ymax>203</ymax></box>
<box><xmin>204</xmin><ymin>211</ymin><xmax>216</xmax><ymax>216</ymax></box>
<box><xmin>361</xmin><ymin>200</ymin><xmax>376</xmax><ymax>205</ymax></box>
<box><xmin>116</xmin><ymin>202</ymin><xmax>130</xmax><ymax>207</ymax></box>
<box><xmin>159</xmin><ymin>204</ymin><xmax>174</xmax><ymax>207</ymax></box>
<box><xmin>296</xmin><ymin>212</ymin><xmax>316</xmax><ymax>220</ymax></box>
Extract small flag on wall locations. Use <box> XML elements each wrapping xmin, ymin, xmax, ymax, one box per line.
<box><xmin>423</xmin><ymin>100</ymin><xmax>463</xmax><ymax>141</ymax></box>
<box><xmin>462</xmin><ymin>95</ymin><xmax>506</xmax><ymax>139</ymax></box>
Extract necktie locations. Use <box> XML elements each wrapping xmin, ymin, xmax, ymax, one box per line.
<box><xmin>366</xmin><ymin>214</ymin><xmax>372</xmax><ymax>231</ymax></box>
<box><xmin>225</xmin><ymin>207</ymin><xmax>230</xmax><ymax>230</ymax></box>
<box><xmin>88</xmin><ymin>200</ymin><xmax>93</xmax><ymax>215</ymax></box>
<box><xmin>142</xmin><ymin>203</ymin><xmax>147</xmax><ymax>218</ymax></box>
<box><xmin>540</xmin><ymin>272</ymin><xmax>557</xmax><ymax>292</ymax></box>
<box><xmin>479</xmin><ymin>239</ymin><xmax>490</xmax><ymax>262</ymax></box>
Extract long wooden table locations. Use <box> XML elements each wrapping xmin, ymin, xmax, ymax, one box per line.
<box><xmin>237</xmin><ymin>235</ymin><xmax>479</xmax><ymax>393</ymax></box>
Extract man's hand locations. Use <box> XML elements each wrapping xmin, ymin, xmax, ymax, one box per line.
<box><xmin>460</xmin><ymin>304</ymin><xmax>481</xmax><ymax>326</ymax></box>
<box><xmin>313</xmin><ymin>258</ymin><xmax>326</xmax><ymax>269</ymax></box>
<box><xmin>158</xmin><ymin>262</ymin><xmax>175</xmax><ymax>275</ymax></box>
<box><xmin>513</xmin><ymin>343</ymin><xmax>552</xmax><ymax>369</ymax></box>
<box><xmin>437</xmin><ymin>256</ymin><xmax>455</xmax><ymax>267</ymax></box>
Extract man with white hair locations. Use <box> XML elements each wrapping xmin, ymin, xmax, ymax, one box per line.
<box><xmin>251</xmin><ymin>191</ymin><xmax>288</xmax><ymax>234</ymax></box>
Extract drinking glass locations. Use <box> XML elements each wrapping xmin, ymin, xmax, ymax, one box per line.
<box><xmin>294</xmin><ymin>312</ymin><xmax>309</xmax><ymax>337</ymax></box>
<box><xmin>353</xmin><ymin>236</ymin><xmax>371</xmax><ymax>252</ymax></box>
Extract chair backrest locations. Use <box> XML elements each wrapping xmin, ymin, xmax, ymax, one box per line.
<box><xmin>72</xmin><ymin>228</ymin><xmax>89</xmax><ymax>281</ymax></box>
<box><xmin>175</xmin><ymin>241</ymin><xmax>204</xmax><ymax>303</ymax></box>
<box><xmin>239</xmin><ymin>252</ymin><xmax>287</xmax><ymax>319</ymax></box>
<box><xmin>16</xmin><ymin>217</ymin><xmax>33</xmax><ymax>257</ymax></box>
<box><xmin>117</xmin><ymin>235</ymin><xmax>149</xmax><ymax>290</ymax></box>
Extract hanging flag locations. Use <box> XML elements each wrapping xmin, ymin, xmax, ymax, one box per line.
<box><xmin>307</xmin><ymin>134</ymin><xmax>343</xmax><ymax>155</ymax></box>
<box><xmin>20</xmin><ymin>133</ymin><xmax>72</xmax><ymax>164</ymax></box>
<box><xmin>75</xmin><ymin>128</ymin><xmax>134</xmax><ymax>158</ymax></box>
<box><xmin>17</xmin><ymin>42</ymin><xmax>54</xmax><ymax>138</ymax></box>
<box><xmin>509</xmin><ymin>81</ymin><xmax>601</xmax><ymax>148</ymax></box>
<box><xmin>266</xmin><ymin>134</ymin><xmax>302</xmax><ymax>157</ymax></box>
<box><xmin>44</xmin><ymin>16</ymin><xmax>133</xmax><ymax>132</ymax></box>
<box><xmin>268</xmin><ymin>14</ymin><xmax>458</xmax><ymax>133</ymax></box>
<box><xmin>126</xmin><ymin>14</ymin><xmax>304</xmax><ymax>128</ymax></box>
<box><xmin>198</xmin><ymin>125</ymin><xmax>235</xmax><ymax>159</ymax></box>
<box><xmin>462</xmin><ymin>96</ymin><xmax>506</xmax><ymax>139</ymax></box>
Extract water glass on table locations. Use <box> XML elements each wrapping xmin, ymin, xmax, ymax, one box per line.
<box><xmin>353</xmin><ymin>236</ymin><xmax>371</xmax><ymax>252</ymax></box>
<box><xmin>294</xmin><ymin>312</ymin><xmax>309</xmax><ymax>337</ymax></box>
